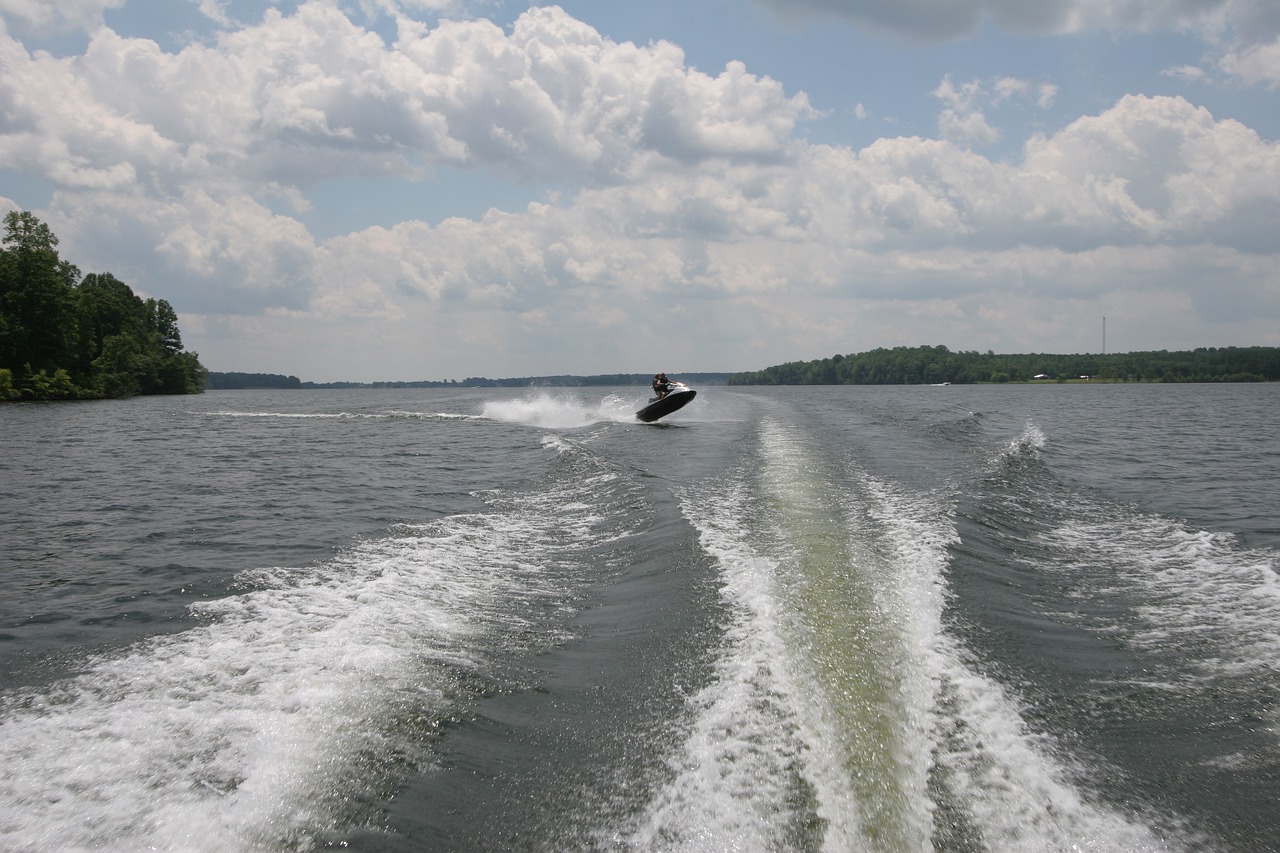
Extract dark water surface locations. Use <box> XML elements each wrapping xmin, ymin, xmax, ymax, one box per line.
<box><xmin>1</xmin><ymin>384</ymin><xmax>1277</xmax><ymax>851</ymax></box>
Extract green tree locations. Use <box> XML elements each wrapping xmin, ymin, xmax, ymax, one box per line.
<box><xmin>75</xmin><ymin>272</ymin><xmax>148</xmax><ymax>382</ymax></box>
<box><xmin>0</xmin><ymin>211</ymin><xmax>81</xmax><ymax>381</ymax></box>
<box><xmin>92</xmin><ymin>334</ymin><xmax>148</xmax><ymax>398</ymax></box>
<box><xmin>148</xmin><ymin>298</ymin><xmax>183</xmax><ymax>353</ymax></box>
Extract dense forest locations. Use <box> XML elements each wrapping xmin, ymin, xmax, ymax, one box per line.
<box><xmin>729</xmin><ymin>345</ymin><xmax>1280</xmax><ymax>385</ymax></box>
<box><xmin>0</xmin><ymin>211</ymin><xmax>206</xmax><ymax>401</ymax></box>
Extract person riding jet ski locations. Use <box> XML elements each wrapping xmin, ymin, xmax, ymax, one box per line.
<box><xmin>652</xmin><ymin>372</ymin><xmax>672</xmax><ymax>399</ymax></box>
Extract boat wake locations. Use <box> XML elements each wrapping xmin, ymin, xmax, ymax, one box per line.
<box><xmin>619</xmin><ymin>416</ymin><xmax>1184</xmax><ymax>851</ymax></box>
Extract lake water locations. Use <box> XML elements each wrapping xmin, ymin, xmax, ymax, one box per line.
<box><xmin>1</xmin><ymin>383</ymin><xmax>1277</xmax><ymax>851</ymax></box>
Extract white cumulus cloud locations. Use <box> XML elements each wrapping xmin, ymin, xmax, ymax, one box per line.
<box><xmin>2</xmin><ymin>4</ymin><xmax>1277</xmax><ymax>378</ymax></box>
<box><xmin>0</xmin><ymin>3</ymin><xmax>814</xmax><ymax>197</ymax></box>
<box><xmin>0</xmin><ymin>0</ymin><xmax>123</xmax><ymax>33</ymax></box>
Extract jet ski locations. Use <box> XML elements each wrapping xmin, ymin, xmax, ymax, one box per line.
<box><xmin>636</xmin><ymin>381</ymin><xmax>696</xmax><ymax>423</ymax></box>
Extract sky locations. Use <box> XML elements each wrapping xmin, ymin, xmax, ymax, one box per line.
<box><xmin>1</xmin><ymin>0</ymin><xmax>1278</xmax><ymax>381</ymax></box>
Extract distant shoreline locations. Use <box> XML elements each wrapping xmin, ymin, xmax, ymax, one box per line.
<box><xmin>726</xmin><ymin>345</ymin><xmax>1280</xmax><ymax>386</ymax></box>
<box><xmin>206</xmin><ymin>346</ymin><xmax>1280</xmax><ymax>390</ymax></box>
<box><xmin>203</xmin><ymin>372</ymin><xmax>1279</xmax><ymax>391</ymax></box>
<box><xmin>205</xmin><ymin>371</ymin><xmax>737</xmax><ymax>390</ymax></box>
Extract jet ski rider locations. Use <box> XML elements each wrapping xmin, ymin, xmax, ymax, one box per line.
<box><xmin>652</xmin><ymin>372</ymin><xmax>671</xmax><ymax>399</ymax></box>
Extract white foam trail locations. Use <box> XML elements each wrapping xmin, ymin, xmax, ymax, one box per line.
<box><xmin>481</xmin><ymin>392</ymin><xmax>636</xmax><ymax>429</ymax></box>
<box><xmin>842</xmin><ymin>458</ymin><xmax>1171</xmax><ymax>852</ymax></box>
<box><xmin>862</xmin><ymin>441</ymin><xmax>1183</xmax><ymax>852</ymax></box>
<box><xmin>851</xmin><ymin>475</ymin><xmax>955</xmax><ymax>846</ymax></box>
<box><xmin>624</xmin><ymin>478</ymin><xmax>862</xmax><ymax>851</ymax></box>
<box><xmin>0</xmin><ymin>443</ymin><xmax>633</xmax><ymax>852</ymax></box>
<box><xmin>631</xmin><ymin>418</ymin><xmax>1182</xmax><ymax>852</ymax></box>
<box><xmin>930</xmin><ymin>642</ymin><xmax>1182</xmax><ymax>852</ymax></box>
<box><xmin>755</xmin><ymin>420</ymin><xmax>933</xmax><ymax>851</ymax></box>
<box><xmin>627</xmin><ymin>420</ymin><xmax>928</xmax><ymax>851</ymax></box>
<box><xmin>1041</xmin><ymin>512</ymin><xmax>1280</xmax><ymax>689</ymax></box>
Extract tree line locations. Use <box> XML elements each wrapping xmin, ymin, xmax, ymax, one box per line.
<box><xmin>205</xmin><ymin>372</ymin><xmax>736</xmax><ymax>389</ymax></box>
<box><xmin>729</xmin><ymin>345</ymin><xmax>1280</xmax><ymax>385</ymax></box>
<box><xmin>206</xmin><ymin>372</ymin><xmax>303</xmax><ymax>390</ymax></box>
<box><xmin>0</xmin><ymin>211</ymin><xmax>206</xmax><ymax>401</ymax></box>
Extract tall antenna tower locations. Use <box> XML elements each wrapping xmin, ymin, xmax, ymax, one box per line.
<box><xmin>1103</xmin><ymin>316</ymin><xmax>1107</xmax><ymax>355</ymax></box>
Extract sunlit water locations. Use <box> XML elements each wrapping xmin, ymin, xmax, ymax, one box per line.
<box><xmin>2</xmin><ymin>384</ymin><xmax>1277</xmax><ymax>851</ymax></box>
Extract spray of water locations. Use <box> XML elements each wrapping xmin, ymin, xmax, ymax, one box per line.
<box><xmin>481</xmin><ymin>392</ymin><xmax>637</xmax><ymax>429</ymax></box>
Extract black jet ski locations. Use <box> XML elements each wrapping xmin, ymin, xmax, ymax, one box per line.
<box><xmin>636</xmin><ymin>381</ymin><xmax>696</xmax><ymax>423</ymax></box>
